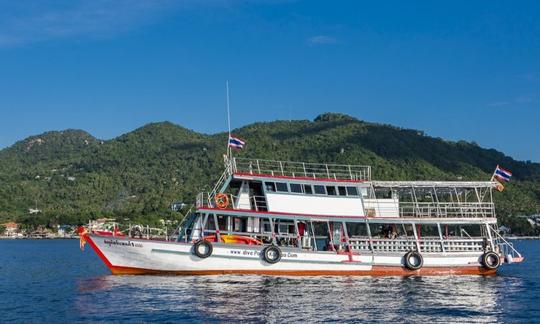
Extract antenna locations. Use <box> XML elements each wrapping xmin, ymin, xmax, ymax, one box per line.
<box><xmin>226</xmin><ymin>81</ymin><xmax>232</xmax><ymax>158</ymax></box>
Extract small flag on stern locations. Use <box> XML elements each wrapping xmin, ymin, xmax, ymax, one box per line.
<box><xmin>494</xmin><ymin>165</ymin><xmax>513</xmax><ymax>182</ymax></box>
<box><xmin>228</xmin><ymin>136</ymin><xmax>245</xmax><ymax>149</ymax></box>
<box><xmin>493</xmin><ymin>178</ymin><xmax>505</xmax><ymax>192</ymax></box>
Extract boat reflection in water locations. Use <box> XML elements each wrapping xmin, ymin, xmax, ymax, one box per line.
<box><xmin>74</xmin><ymin>274</ymin><xmax>525</xmax><ymax>322</ymax></box>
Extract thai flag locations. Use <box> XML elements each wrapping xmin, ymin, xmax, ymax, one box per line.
<box><xmin>228</xmin><ymin>136</ymin><xmax>245</xmax><ymax>149</ymax></box>
<box><xmin>494</xmin><ymin>165</ymin><xmax>512</xmax><ymax>182</ymax></box>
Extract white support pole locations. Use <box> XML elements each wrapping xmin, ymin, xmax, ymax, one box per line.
<box><xmin>310</xmin><ymin>221</ymin><xmax>317</xmax><ymax>251</ymax></box>
<box><xmin>294</xmin><ymin>219</ymin><xmax>301</xmax><ymax>249</ymax></box>
<box><xmin>437</xmin><ymin>223</ymin><xmax>446</xmax><ymax>253</ymax></box>
<box><xmin>411</xmin><ymin>223</ymin><xmax>421</xmax><ymax>252</ymax></box>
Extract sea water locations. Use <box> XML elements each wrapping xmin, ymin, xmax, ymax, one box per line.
<box><xmin>1</xmin><ymin>239</ymin><xmax>539</xmax><ymax>323</ymax></box>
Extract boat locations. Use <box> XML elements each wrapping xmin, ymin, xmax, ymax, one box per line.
<box><xmin>80</xmin><ymin>155</ymin><xmax>524</xmax><ymax>276</ymax></box>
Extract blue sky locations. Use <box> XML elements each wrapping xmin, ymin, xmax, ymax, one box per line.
<box><xmin>0</xmin><ymin>0</ymin><xmax>539</xmax><ymax>161</ymax></box>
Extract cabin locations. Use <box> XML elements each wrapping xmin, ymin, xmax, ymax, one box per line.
<box><xmin>179</xmin><ymin>157</ymin><xmax>499</xmax><ymax>255</ymax></box>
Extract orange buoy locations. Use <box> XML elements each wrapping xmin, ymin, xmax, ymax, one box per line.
<box><xmin>215</xmin><ymin>193</ymin><xmax>229</xmax><ymax>209</ymax></box>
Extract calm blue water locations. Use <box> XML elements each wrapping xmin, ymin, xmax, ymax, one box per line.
<box><xmin>1</xmin><ymin>239</ymin><xmax>539</xmax><ymax>323</ymax></box>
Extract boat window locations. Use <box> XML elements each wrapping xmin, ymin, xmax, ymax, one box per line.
<box><xmin>290</xmin><ymin>183</ymin><xmax>302</xmax><ymax>193</ymax></box>
<box><xmin>346</xmin><ymin>222</ymin><xmax>368</xmax><ymax>237</ymax></box>
<box><xmin>312</xmin><ymin>222</ymin><xmax>329</xmax><ymax>236</ymax></box>
<box><xmin>326</xmin><ymin>186</ymin><xmax>337</xmax><ymax>196</ymax></box>
<box><xmin>261</xmin><ymin>219</ymin><xmax>272</xmax><ymax>233</ymax></box>
<box><xmin>233</xmin><ymin>217</ymin><xmax>246</xmax><ymax>232</ymax></box>
<box><xmin>205</xmin><ymin>216</ymin><xmax>217</xmax><ymax>231</ymax></box>
<box><xmin>217</xmin><ymin>215</ymin><xmax>227</xmax><ymax>230</ymax></box>
<box><xmin>337</xmin><ymin>186</ymin><xmax>347</xmax><ymax>196</ymax></box>
<box><xmin>276</xmin><ymin>182</ymin><xmax>288</xmax><ymax>192</ymax></box>
<box><xmin>311</xmin><ymin>221</ymin><xmax>331</xmax><ymax>251</ymax></box>
<box><xmin>346</xmin><ymin>186</ymin><xmax>359</xmax><ymax>196</ymax></box>
<box><xmin>441</xmin><ymin>224</ymin><xmax>482</xmax><ymax>238</ymax></box>
<box><xmin>417</xmin><ymin>224</ymin><xmax>439</xmax><ymax>237</ymax></box>
<box><xmin>265</xmin><ymin>182</ymin><xmax>276</xmax><ymax>192</ymax></box>
<box><xmin>278</xmin><ymin>222</ymin><xmax>293</xmax><ymax>235</ymax></box>
<box><xmin>314</xmin><ymin>185</ymin><xmax>326</xmax><ymax>195</ymax></box>
<box><xmin>372</xmin><ymin>224</ymin><xmax>407</xmax><ymax>239</ymax></box>
<box><xmin>303</xmin><ymin>184</ymin><xmax>313</xmax><ymax>194</ymax></box>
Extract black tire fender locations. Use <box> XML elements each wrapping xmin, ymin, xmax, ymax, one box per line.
<box><xmin>193</xmin><ymin>240</ymin><xmax>213</xmax><ymax>259</ymax></box>
<box><xmin>481</xmin><ymin>251</ymin><xmax>501</xmax><ymax>270</ymax></box>
<box><xmin>261</xmin><ymin>245</ymin><xmax>282</xmax><ymax>264</ymax></box>
<box><xmin>404</xmin><ymin>251</ymin><xmax>424</xmax><ymax>270</ymax></box>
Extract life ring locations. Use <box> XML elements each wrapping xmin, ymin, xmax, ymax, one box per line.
<box><xmin>193</xmin><ymin>240</ymin><xmax>213</xmax><ymax>259</ymax></box>
<box><xmin>261</xmin><ymin>245</ymin><xmax>282</xmax><ymax>264</ymax></box>
<box><xmin>481</xmin><ymin>251</ymin><xmax>501</xmax><ymax>270</ymax></box>
<box><xmin>403</xmin><ymin>251</ymin><xmax>423</xmax><ymax>270</ymax></box>
<box><xmin>215</xmin><ymin>193</ymin><xmax>229</xmax><ymax>209</ymax></box>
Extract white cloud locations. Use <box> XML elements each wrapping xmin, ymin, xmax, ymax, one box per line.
<box><xmin>487</xmin><ymin>101</ymin><xmax>509</xmax><ymax>107</ymax></box>
<box><xmin>0</xmin><ymin>0</ymin><xmax>195</xmax><ymax>48</ymax></box>
<box><xmin>306</xmin><ymin>35</ymin><xmax>339</xmax><ymax>46</ymax></box>
<box><xmin>515</xmin><ymin>93</ymin><xmax>537</xmax><ymax>104</ymax></box>
<box><xmin>487</xmin><ymin>93</ymin><xmax>538</xmax><ymax>108</ymax></box>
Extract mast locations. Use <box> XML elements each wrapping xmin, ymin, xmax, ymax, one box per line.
<box><xmin>226</xmin><ymin>81</ymin><xmax>232</xmax><ymax>160</ymax></box>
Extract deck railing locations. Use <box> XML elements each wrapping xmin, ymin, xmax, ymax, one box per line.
<box><xmin>232</xmin><ymin>157</ymin><xmax>371</xmax><ymax>181</ymax></box>
<box><xmin>489</xmin><ymin>224</ymin><xmax>523</xmax><ymax>260</ymax></box>
<box><xmin>399</xmin><ymin>202</ymin><xmax>495</xmax><ymax>218</ymax></box>
<box><xmin>364</xmin><ymin>202</ymin><xmax>495</xmax><ymax>219</ymax></box>
<box><xmin>349</xmin><ymin>237</ymin><xmax>485</xmax><ymax>253</ymax></box>
<box><xmin>196</xmin><ymin>192</ymin><xmax>268</xmax><ymax>211</ymax></box>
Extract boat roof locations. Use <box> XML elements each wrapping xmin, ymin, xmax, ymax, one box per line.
<box><xmin>229</xmin><ymin>158</ymin><xmax>495</xmax><ymax>188</ymax></box>
<box><xmin>371</xmin><ymin>181</ymin><xmax>497</xmax><ymax>189</ymax></box>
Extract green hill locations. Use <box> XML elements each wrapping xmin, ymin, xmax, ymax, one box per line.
<box><xmin>1</xmin><ymin>113</ymin><xmax>538</xmax><ymax>234</ymax></box>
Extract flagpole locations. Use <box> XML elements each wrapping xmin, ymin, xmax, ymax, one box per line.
<box><xmin>490</xmin><ymin>165</ymin><xmax>498</xmax><ymax>182</ymax></box>
<box><xmin>226</xmin><ymin>81</ymin><xmax>232</xmax><ymax>159</ymax></box>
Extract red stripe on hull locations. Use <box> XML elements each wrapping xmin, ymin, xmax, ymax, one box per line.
<box><xmin>85</xmin><ymin>234</ymin><xmax>114</xmax><ymax>268</ymax></box>
<box><xmin>108</xmin><ymin>265</ymin><xmax>496</xmax><ymax>276</ymax></box>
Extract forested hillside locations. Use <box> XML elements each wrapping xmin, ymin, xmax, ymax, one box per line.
<box><xmin>1</xmin><ymin>113</ymin><xmax>538</xmax><ymax>234</ymax></box>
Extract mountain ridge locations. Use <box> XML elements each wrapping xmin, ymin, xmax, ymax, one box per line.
<box><xmin>1</xmin><ymin>113</ymin><xmax>538</xmax><ymax>234</ymax></box>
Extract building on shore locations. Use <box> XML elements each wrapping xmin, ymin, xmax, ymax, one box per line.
<box><xmin>1</xmin><ymin>222</ymin><xmax>23</xmax><ymax>238</ymax></box>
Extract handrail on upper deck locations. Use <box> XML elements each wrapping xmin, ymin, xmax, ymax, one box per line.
<box><xmin>231</xmin><ymin>157</ymin><xmax>372</xmax><ymax>181</ymax></box>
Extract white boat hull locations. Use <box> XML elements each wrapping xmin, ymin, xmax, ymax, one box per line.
<box><xmin>86</xmin><ymin>234</ymin><xmax>496</xmax><ymax>276</ymax></box>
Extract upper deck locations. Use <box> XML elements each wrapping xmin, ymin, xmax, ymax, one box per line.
<box><xmin>231</xmin><ymin>157</ymin><xmax>372</xmax><ymax>182</ymax></box>
<box><xmin>200</xmin><ymin>156</ymin><xmax>498</xmax><ymax>222</ymax></box>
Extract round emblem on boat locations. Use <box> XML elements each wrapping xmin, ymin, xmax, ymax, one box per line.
<box><xmin>403</xmin><ymin>251</ymin><xmax>423</xmax><ymax>270</ymax></box>
<box><xmin>481</xmin><ymin>251</ymin><xmax>501</xmax><ymax>270</ymax></box>
<box><xmin>193</xmin><ymin>240</ymin><xmax>213</xmax><ymax>259</ymax></box>
<box><xmin>262</xmin><ymin>245</ymin><xmax>282</xmax><ymax>264</ymax></box>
